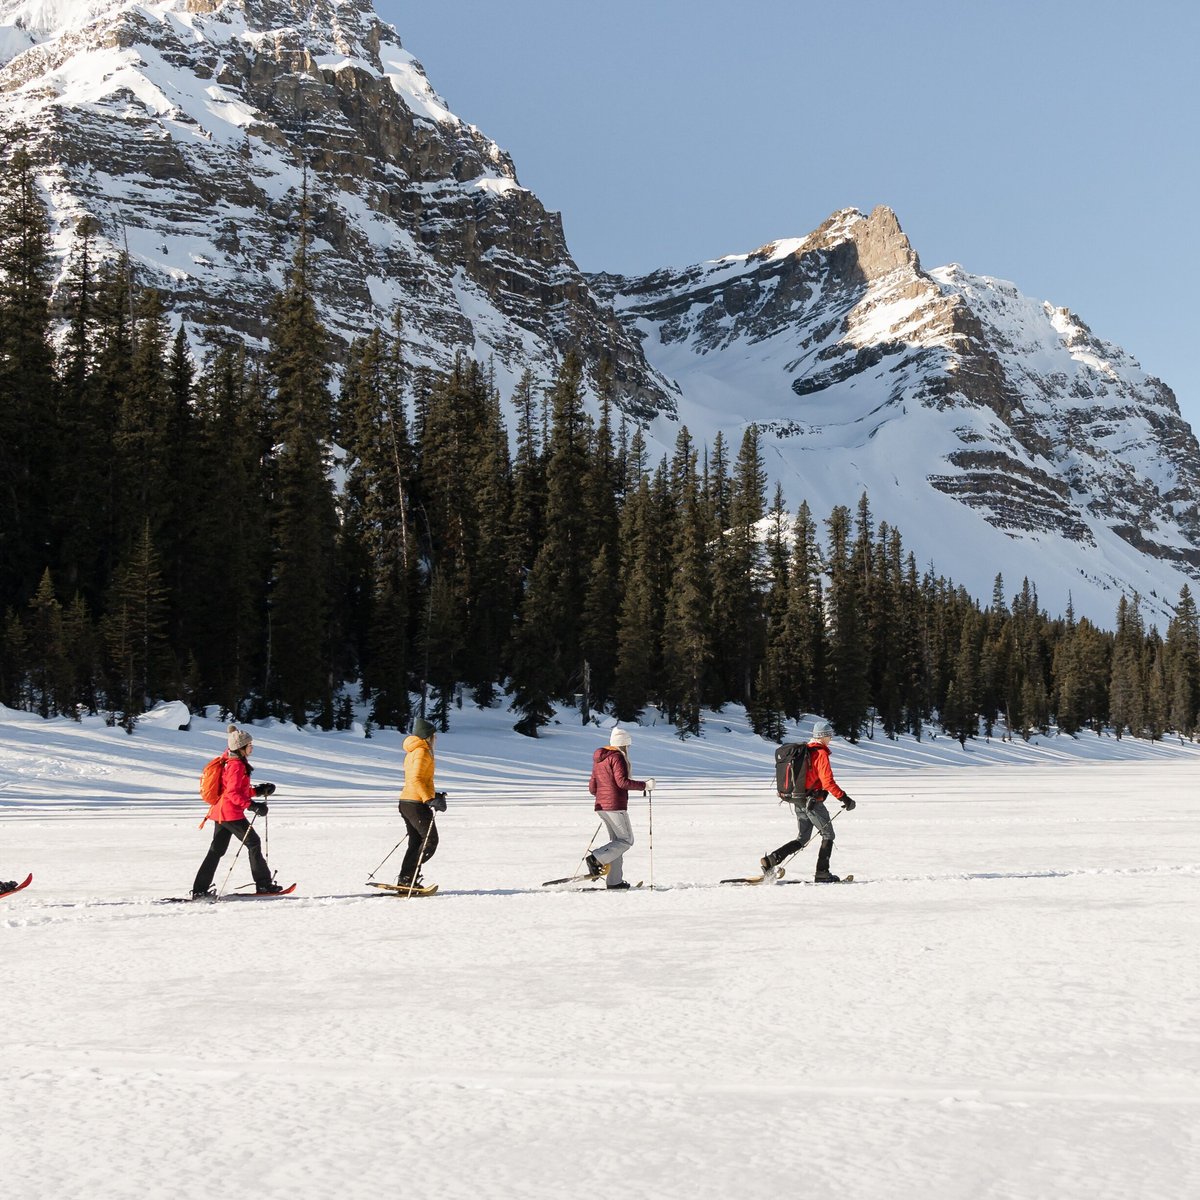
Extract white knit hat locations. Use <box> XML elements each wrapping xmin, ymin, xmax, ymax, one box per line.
<box><xmin>609</xmin><ymin>726</ymin><xmax>632</xmax><ymax>748</ymax></box>
<box><xmin>227</xmin><ymin>724</ymin><xmax>253</xmax><ymax>752</ymax></box>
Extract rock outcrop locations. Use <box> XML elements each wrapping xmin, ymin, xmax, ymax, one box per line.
<box><xmin>0</xmin><ymin>0</ymin><xmax>674</xmax><ymax>414</ymax></box>
<box><xmin>593</xmin><ymin>206</ymin><xmax>1200</xmax><ymax>620</ymax></box>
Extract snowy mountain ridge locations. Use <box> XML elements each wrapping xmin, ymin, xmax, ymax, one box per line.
<box><xmin>4</xmin><ymin>2</ymin><xmax>1200</xmax><ymax>624</ymax></box>
<box><xmin>0</xmin><ymin>0</ymin><xmax>674</xmax><ymax>413</ymax></box>
<box><xmin>594</xmin><ymin>206</ymin><xmax>1200</xmax><ymax>624</ymax></box>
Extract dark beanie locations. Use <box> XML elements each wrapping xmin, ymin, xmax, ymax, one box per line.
<box><xmin>412</xmin><ymin>717</ymin><xmax>436</xmax><ymax>741</ymax></box>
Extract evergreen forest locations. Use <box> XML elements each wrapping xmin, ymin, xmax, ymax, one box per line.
<box><xmin>3</xmin><ymin>149</ymin><xmax>1200</xmax><ymax>742</ymax></box>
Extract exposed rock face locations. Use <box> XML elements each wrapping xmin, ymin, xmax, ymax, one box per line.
<box><xmin>593</xmin><ymin>207</ymin><xmax>1200</xmax><ymax>621</ymax></box>
<box><xmin>0</xmin><ymin>0</ymin><xmax>673</xmax><ymax>414</ymax></box>
<box><xmin>5</xmin><ymin>2</ymin><xmax>1198</xmax><ymax>620</ymax></box>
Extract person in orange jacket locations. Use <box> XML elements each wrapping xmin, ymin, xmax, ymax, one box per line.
<box><xmin>761</xmin><ymin>719</ymin><xmax>856</xmax><ymax>882</ymax></box>
<box><xmin>191</xmin><ymin>725</ymin><xmax>282</xmax><ymax>898</ymax></box>
<box><xmin>396</xmin><ymin>717</ymin><xmax>446</xmax><ymax>888</ymax></box>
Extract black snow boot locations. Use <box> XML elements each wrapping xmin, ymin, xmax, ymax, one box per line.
<box><xmin>814</xmin><ymin>840</ymin><xmax>839</xmax><ymax>883</ymax></box>
<box><xmin>585</xmin><ymin>853</ymin><xmax>609</xmax><ymax>879</ymax></box>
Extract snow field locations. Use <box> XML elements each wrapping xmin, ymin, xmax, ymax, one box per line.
<box><xmin>4</xmin><ymin>720</ymin><xmax>1199</xmax><ymax>1199</ymax></box>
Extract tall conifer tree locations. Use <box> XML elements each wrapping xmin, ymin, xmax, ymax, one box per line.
<box><xmin>264</xmin><ymin>198</ymin><xmax>338</xmax><ymax>724</ymax></box>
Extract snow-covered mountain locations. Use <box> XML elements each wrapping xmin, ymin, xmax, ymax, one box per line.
<box><xmin>592</xmin><ymin>207</ymin><xmax>1200</xmax><ymax>624</ymax></box>
<box><xmin>4</xmin><ymin>2</ymin><xmax>1200</xmax><ymax>624</ymax></box>
<box><xmin>0</xmin><ymin>0</ymin><xmax>673</xmax><ymax>414</ymax></box>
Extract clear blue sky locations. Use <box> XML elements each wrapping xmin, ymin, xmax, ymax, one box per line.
<box><xmin>379</xmin><ymin>0</ymin><xmax>1199</xmax><ymax>429</ymax></box>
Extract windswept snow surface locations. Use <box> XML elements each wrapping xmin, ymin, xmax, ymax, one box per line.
<box><xmin>4</xmin><ymin>702</ymin><xmax>1200</xmax><ymax>1199</ymax></box>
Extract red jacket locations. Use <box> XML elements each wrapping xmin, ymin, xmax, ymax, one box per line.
<box><xmin>210</xmin><ymin>754</ymin><xmax>255</xmax><ymax>823</ymax></box>
<box><xmin>589</xmin><ymin>747</ymin><xmax>646</xmax><ymax>812</ymax></box>
<box><xmin>805</xmin><ymin>742</ymin><xmax>845</xmax><ymax>801</ymax></box>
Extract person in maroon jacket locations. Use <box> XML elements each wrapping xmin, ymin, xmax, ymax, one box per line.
<box><xmin>761</xmin><ymin>719</ymin><xmax>856</xmax><ymax>882</ymax></box>
<box><xmin>586</xmin><ymin>726</ymin><xmax>655</xmax><ymax>890</ymax></box>
<box><xmin>191</xmin><ymin>725</ymin><xmax>283</xmax><ymax>899</ymax></box>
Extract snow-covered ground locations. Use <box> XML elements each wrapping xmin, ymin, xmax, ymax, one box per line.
<box><xmin>4</xmin><ymin>702</ymin><xmax>1199</xmax><ymax>1199</ymax></box>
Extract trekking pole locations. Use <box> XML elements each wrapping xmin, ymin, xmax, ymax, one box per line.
<box><xmin>574</xmin><ymin>822</ymin><xmax>602</xmax><ymax>881</ymax></box>
<box><xmin>366</xmin><ymin>838</ymin><xmax>406</xmax><ymax>883</ymax></box>
<box><xmin>647</xmin><ymin>783</ymin><xmax>655</xmax><ymax>891</ymax></box>
<box><xmin>216</xmin><ymin>811</ymin><xmax>259</xmax><ymax>899</ymax></box>
<box><xmin>405</xmin><ymin>811</ymin><xmax>437</xmax><ymax>898</ymax></box>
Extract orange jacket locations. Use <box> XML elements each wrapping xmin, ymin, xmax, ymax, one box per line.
<box><xmin>805</xmin><ymin>742</ymin><xmax>845</xmax><ymax>801</ymax></box>
<box><xmin>400</xmin><ymin>734</ymin><xmax>436</xmax><ymax>802</ymax></box>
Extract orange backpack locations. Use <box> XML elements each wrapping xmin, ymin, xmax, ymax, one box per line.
<box><xmin>198</xmin><ymin>754</ymin><xmax>229</xmax><ymax>828</ymax></box>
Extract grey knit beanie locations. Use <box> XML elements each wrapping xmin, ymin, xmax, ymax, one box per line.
<box><xmin>412</xmin><ymin>717</ymin><xmax>436</xmax><ymax>741</ymax></box>
<box><xmin>227</xmin><ymin>724</ymin><xmax>253</xmax><ymax>752</ymax></box>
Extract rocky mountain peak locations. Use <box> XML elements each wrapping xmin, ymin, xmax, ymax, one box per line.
<box><xmin>0</xmin><ymin>0</ymin><xmax>674</xmax><ymax>414</ymax></box>
<box><xmin>593</xmin><ymin>208</ymin><xmax>1200</xmax><ymax>623</ymax></box>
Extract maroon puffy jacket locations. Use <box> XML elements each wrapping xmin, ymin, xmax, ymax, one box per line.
<box><xmin>589</xmin><ymin>747</ymin><xmax>646</xmax><ymax>812</ymax></box>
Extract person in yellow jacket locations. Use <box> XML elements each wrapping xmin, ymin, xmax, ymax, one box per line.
<box><xmin>396</xmin><ymin>717</ymin><xmax>446</xmax><ymax>888</ymax></box>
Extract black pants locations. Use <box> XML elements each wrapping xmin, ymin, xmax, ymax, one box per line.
<box><xmin>397</xmin><ymin>801</ymin><xmax>438</xmax><ymax>883</ymax></box>
<box><xmin>193</xmin><ymin>818</ymin><xmax>272</xmax><ymax>894</ymax></box>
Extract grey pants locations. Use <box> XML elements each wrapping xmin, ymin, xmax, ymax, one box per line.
<box><xmin>793</xmin><ymin>799</ymin><xmax>835</xmax><ymax>847</ymax></box>
<box><xmin>594</xmin><ymin>810</ymin><xmax>634</xmax><ymax>886</ymax></box>
<box><xmin>766</xmin><ymin>799</ymin><xmax>835</xmax><ymax>868</ymax></box>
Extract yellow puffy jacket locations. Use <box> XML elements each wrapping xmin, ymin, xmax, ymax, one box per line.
<box><xmin>400</xmin><ymin>734</ymin><xmax>436</xmax><ymax>802</ymax></box>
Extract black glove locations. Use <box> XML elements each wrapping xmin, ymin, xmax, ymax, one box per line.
<box><xmin>250</xmin><ymin>801</ymin><xmax>269</xmax><ymax>816</ymax></box>
<box><xmin>254</xmin><ymin>782</ymin><xmax>276</xmax><ymax>798</ymax></box>
<box><xmin>840</xmin><ymin>795</ymin><xmax>856</xmax><ymax>811</ymax></box>
<box><xmin>429</xmin><ymin>792</ymin><xmax>447</xmax><ymax>812</ymax></box>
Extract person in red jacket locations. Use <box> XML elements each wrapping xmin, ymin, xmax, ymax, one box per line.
<box><xmin>586</xmin><ymin>726</ymin><xmax>655</xmax><ymax>890</ymax></box>
<box><xmin>191</xmin><ymin>725</ymin><xmax>282</xmax><ymax>899</ymax></box>
<box><xmin>760</xmin><ymin>719</ymin><xmax>856</xmax><ymax>882</ymax></box>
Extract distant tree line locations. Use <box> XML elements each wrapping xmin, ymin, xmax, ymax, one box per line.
<box><xmin>2</xmin><ymin>147</ymin><xmax>1199</xmax><ymax>741</ymax></box>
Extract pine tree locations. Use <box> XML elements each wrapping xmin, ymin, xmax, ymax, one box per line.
<box><xmin>1144</xmin><ymin>632</ymin><xmax>1168</xmax><ymax>741</ymax></box>
<box><xmin>748</xmin><ymin>484</ymin><xmax>790</xmax><ymax>741</ymax></box>
<box><xmin>825</xmin><ymin>504</ymin><xmax>869</xmax><ymax>739</ymax></box>
<box><xmin>660</xmin><ymin>429</ymin><xmax>712</xmax><ymax>736</ymax></box>
<box><xmin>1</xmin><ymin>607</ymin><xmax>29</xmax><ymax>710</ymax></box>
<box><xmin>103</xmin><ymin>520</ymin><xmax>170</xmax><ymax>727</ymax></box>
<box><xmin>52</xmin><ymin>220</ymin><xmax>115</xmax><ymax>605</ymax></box>
<box><xmin>112</xmin><ymin>289</ymin><xmax>173</xmax><ymax>556</ymax></box>
<box><xmin>579</xmin><ymin>370</ymin><xmax>621</xmax><ymax>715</ymax></box>
<box><xmin>506</xmin><ymin>369</ymin><xmax>546</xmax><ymax>598</ymax></box>
<box><xmin>464</xmin><ymin>376</ymin><xmax>514</xmax><ymax>706</ymax></box>
<box><xmin>264</xmin><ymin>203</ymin><xmax>338</xmax><ymax>724</ymax></box>
<box><xmin>509</xmin><ymin>354</ymin><xmax>592</xmax><ymax>730</ymax></box>
<box><xmin>24</xmin><ymin>569</ymin><xmax>72</xmax><ymax>718</ymax></box>
<box><xmin>1109</xmin><ymin>595</ymin><xmax>1147</xmax><ymax>738</ymax></box>
<box><xmin>942</xmin><ymin>611</ymin><xmax>981</xmax><ymax>745</ymax></box>
<box><xmin>781</xmin><ymin>501</ymin><xmax>826</xmax><ymax>721</ymax></box>
<box><xmin>182</xmin><ymin>347</ymin><xmax>271</xmax><ymax>714</ymax></box>
<box><xmin>338</xmin><ymin>326</ymin><xmax>416</xmax><ymax>727</ymax></box>
<box><xmin>709</xmin><ymin>426</ymin><xmax>766</xmax><ymax>707</ymax></box>
<box><xmin>612</xmin><ymin>436</ymin><xmax>656</xmax><ymax>722</ymax></box>
<box><xmin>62</xmin><ymin>592</ymin><xmax>100</xmax><ymax>718</ymax></box>
<box><xmin>1164</xmin><ymin>585</ymin><xmax>1200</xmax><ymax>738</ymax></box>
<box><xmin>0</xmin><ymin>145</ymin><xmax>56</xmax><ymax>609</ymax></box>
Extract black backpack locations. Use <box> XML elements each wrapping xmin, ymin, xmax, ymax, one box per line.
<box><xmin>774</xmin><ymin>742</ymin><xmax>811</xmax><ymax>800</ymax></box>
